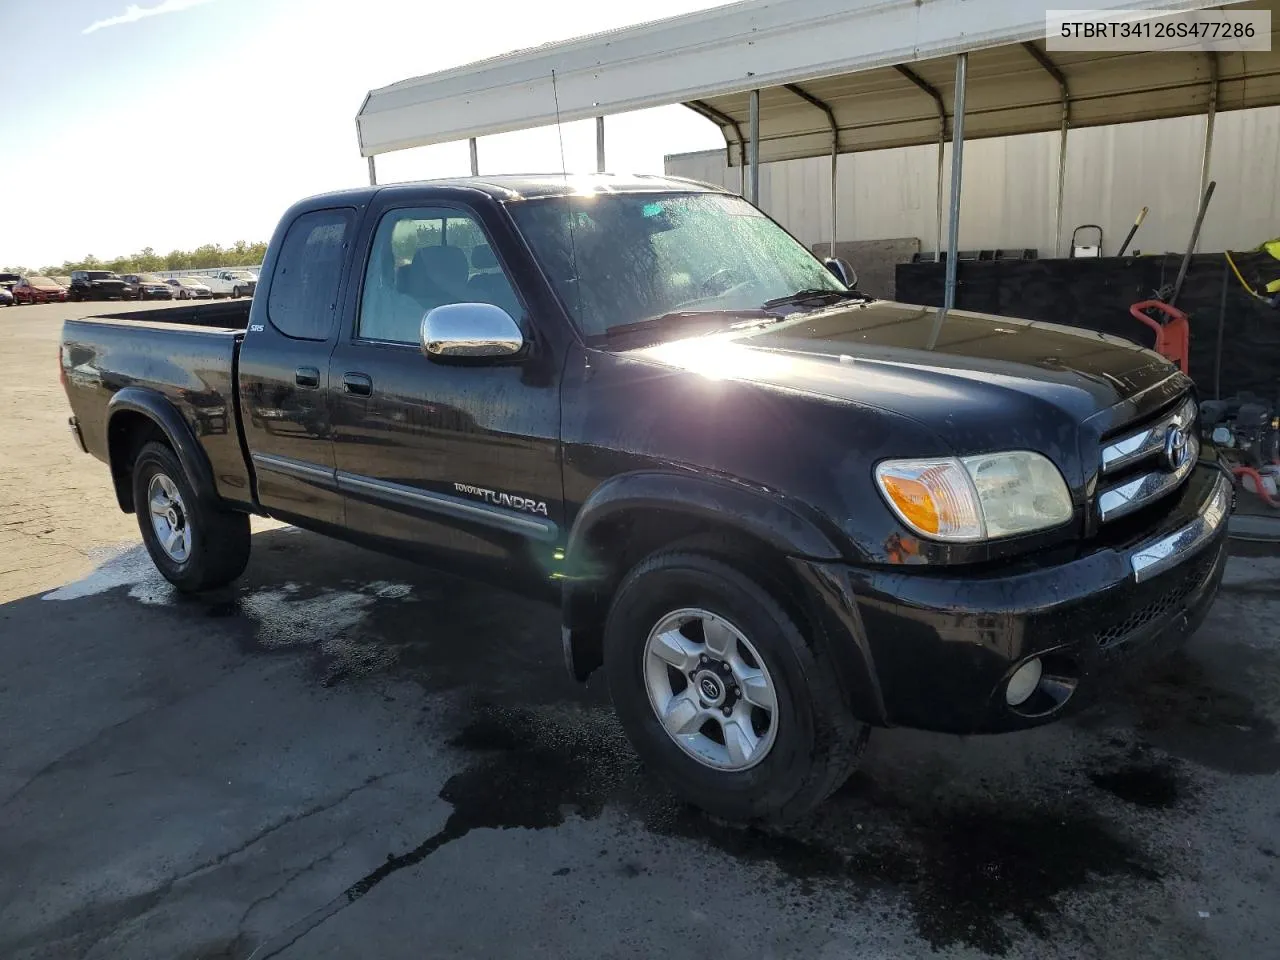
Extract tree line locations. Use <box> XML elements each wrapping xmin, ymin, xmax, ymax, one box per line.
<box><xmin>3</xmin><ymin>240</ymin><xmax>269</xmax><ymax>277</ymax></box>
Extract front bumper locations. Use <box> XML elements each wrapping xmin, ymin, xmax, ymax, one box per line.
<box><xmin>798</xmin><ymin>464</ymin><xmax>1232</xmax><ymax>735</ymax></box>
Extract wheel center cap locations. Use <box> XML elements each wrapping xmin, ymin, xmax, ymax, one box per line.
<box><xmin>694</xmin><ymin>671</ymin><xmax>725</xmax><ymax>706</ymax></box>
<box><xmin>167</xmin><ymin>509</ymin><xmax>180</xmax><ymax>527</ymax></box>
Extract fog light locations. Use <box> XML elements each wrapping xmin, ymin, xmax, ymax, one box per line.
<box><xmin>1005</xmin><ymin>658</ymin><xmax>1043</xmax><ymax>706</ymax></box>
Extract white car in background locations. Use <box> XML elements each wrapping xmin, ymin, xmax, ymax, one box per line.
<box><xmin>166</xmin><ymin>277</ymin><xmax>213</xmax><ymax>300</ymax></box>
<box><xmin>215</xmin><ymin>269</ymin><xmax>258</xmax><ymax>298</ymax></box>
<box><xmin>196</xmin><ymin>273</ymin><xmax>237</xmax><ymax>298</ymax></box>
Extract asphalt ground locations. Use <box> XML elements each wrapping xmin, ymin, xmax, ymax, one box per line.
<box><xmin>2</xmin><ymin>299</ymin><xmax>1279</xmax><ymax>960</ymax></box>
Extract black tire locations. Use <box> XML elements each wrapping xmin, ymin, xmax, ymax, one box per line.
<box><xmin>604</xmin><ymin>551</ymin><xmax>868</xmax><ymax>823</ymax></box>
<box><xmin>131</xmin><ymin>440</ymin><xmax>251</xmax><ymax>592</ymax></box>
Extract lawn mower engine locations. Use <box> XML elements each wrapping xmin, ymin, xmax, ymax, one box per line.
<box><xmin>1199</xmin><ymin>394</ymin><xmax>1280</xmax><ymax>506</ymax></box>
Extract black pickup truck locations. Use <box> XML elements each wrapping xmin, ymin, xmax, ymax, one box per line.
<box><xmin>60</xmin><ymin>175</ymin><xmax>1231</xmax><ymax>821</ymax></box>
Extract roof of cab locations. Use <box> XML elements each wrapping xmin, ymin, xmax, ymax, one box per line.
<box><xmin>299</xmin><ymin>173</ymin><xmax>728</xmax><ymax>208</ymax></box>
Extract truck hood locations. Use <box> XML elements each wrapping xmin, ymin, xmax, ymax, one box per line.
<box><xmin>626</xmin><ymin>300</ymin><xmax>1184</xmax><ymax>463</ymax></box>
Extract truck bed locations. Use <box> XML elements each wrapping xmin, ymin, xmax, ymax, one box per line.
<box><xmin>87</xmin><ymin>298</ymin><xmax>252</xmax><ymax>330</ymax></box>
<box><xmin>61</xmin><ymin>307</ymin><xmax>253</xmax><ymax>508</ymax></box>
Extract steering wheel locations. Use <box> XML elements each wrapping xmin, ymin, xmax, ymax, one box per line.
<box><xmin>669</xmin><ymin>276</ymin><xmax>761</xmax><ymax>314</ymax></box>
<box><xmin>698</xmin><ymin>266</ymin><xmax>742</xmax><ymax>298</ymax></box>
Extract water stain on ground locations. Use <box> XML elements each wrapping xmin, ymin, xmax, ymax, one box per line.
<box><xmin>317</xmin><ymin>703</ymin><xmax>1157</xmax><ymax>958</ymax></box>
<box><xmin>1087</xmin><ymin>753</ymin><xmax>1185</xmax><ymax>809</ymax></box>
<box><xmin>1118</xmin><ymin>653</ymin><xmax>1280</xmax><ymax>775</ymax></box>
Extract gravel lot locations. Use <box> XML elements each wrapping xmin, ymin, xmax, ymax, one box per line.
<box><xmin>2</xmin><ymin>300</ymin><xmax>1279</xmax><ymax>960</ymax></box>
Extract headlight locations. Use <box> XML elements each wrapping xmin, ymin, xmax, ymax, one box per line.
<box><xmin>875</xmin><ymin>451</ymin><xmax>1073</xmax><ymax>542</ymax></box>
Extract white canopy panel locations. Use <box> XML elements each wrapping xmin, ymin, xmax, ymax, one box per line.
<box><xmin>694</xmin><ymin>0</ymin><xmax>1280</xmax><ymax>165</ymax></box>
<box><xmin>356</xmin><ymin>0</ymin><xmax>1268</xmax><ymax>160</ymax></box>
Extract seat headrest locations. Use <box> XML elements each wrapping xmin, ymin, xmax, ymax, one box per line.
<box><xmin>413</xmin><ymin>245</ymin><xmax>469</xmax><ymax>285</ymax></box>
<box><xmin>470</xmin><ymin>244</ymin><xmax>498</xmax><ymax>270</ymax></box>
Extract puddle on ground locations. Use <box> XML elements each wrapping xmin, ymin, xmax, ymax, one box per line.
<box><xmin>328</xmin><ymin>702</ymin><xmax>1156</xmax><ymax>957</ymax></box>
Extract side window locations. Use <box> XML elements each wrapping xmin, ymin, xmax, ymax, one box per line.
<box><xmin>357</xmin><ymin>206</ymin><xmax>520</xmax><ymax>344</ymax></box>
<box><xmin>267</xmin><ymin>208</ymin><xmax>353</xmax><ymax>341</ymax></box>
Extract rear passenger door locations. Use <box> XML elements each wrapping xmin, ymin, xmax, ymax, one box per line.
<box><xmin>238</xmin><ymin>207</ymin><xmax>355</xmax><ymax>529</ymax></box>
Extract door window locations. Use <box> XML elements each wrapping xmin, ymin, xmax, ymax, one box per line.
<box><xmin>357</xmin><ymin>207</ymin><xmax>520</xmax><ymax>344</ymax></box>
<box><xmin>267</xmin><ymin>208</ymin><xmax>354</xmax><ymax>341</ymax></box>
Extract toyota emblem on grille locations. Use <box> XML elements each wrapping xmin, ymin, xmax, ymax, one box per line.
<box><xmin>1162</xmin><ymin>424</ymin><xmax>1190</xmax><ymax>472</ymax></box>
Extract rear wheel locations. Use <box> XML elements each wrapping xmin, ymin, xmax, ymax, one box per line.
<box><xmin>131</xmin><ymin>441</ymin><xmax>251</xmax><ymax>592</ymax></box>
<box><xmin>604</xmin><ymin>551</ymin><xmax>868</xmax><ymax>823</ymax></box>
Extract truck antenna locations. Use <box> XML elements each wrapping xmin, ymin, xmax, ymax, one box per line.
<box><xmin>550</xmin><ymin>68</ymin><xmax>584</xmax><ymax>325</ymax></box>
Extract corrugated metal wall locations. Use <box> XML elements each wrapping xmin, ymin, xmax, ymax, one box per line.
<box><xmin>665</xmin><ymin>106</ymin><xmax>1280</xmax><ymax>257</ymax></box>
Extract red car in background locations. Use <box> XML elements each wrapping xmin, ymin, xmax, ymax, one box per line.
<box><xmin>12</xmin><ymin>276</ymin><xmax>69</xmax><ymax>304</ymax></box>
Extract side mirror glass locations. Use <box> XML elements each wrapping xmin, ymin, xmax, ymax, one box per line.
<box><xmin>823</xmin><ymin>256</ymin><xmax>857</xmax><ymax>289</ymax></box>
<box><xmin>421</xmin><ymin>302</ymin><xmax>524</xmax><ymax>361</ymax></box>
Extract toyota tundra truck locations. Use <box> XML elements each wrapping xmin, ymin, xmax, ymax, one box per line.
<box><xmin>58</xmin><ymin>175</ymin><xmax>1232</xmax><ymax>822</ymax></box>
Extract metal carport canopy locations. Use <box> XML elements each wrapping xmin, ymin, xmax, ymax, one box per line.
<box><xmin>355</xmin><ymin>0</ymin><xmax>1279</xmax><ymax>163</ymax></box>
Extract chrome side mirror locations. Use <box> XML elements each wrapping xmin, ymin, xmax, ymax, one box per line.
<box><xmin>421</xmin><ymin>302</ymin><xmax>524</xmax><ymax>361</ymax></box>
<box><xmin>823</xmin><ymin>256</ymin><xmax>858</xmax><ymax>289</ymax></box>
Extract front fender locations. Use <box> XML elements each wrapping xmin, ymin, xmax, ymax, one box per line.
<box><xmin>106</xmin><ymin>386</ymin><xmax>220</xmax><ymax>512</ymax></box>
<box><xmin>564</xmin><ymin>470</ymin><xmax>848</xmax><ymax>569</ymax></box>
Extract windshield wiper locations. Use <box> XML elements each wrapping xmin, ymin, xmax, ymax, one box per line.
<box><xmin>597</xmin><ymin>308</ymin><xmax>775</xmax><ymax>342</ymax></box>
<box><xmin>761</xmin><ymin>288</ymin><xmax>869</xmax><ymax>310</ymax></box>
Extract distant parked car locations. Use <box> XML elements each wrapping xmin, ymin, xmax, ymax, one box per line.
<box><xmin>0</xmin><ymin>286</ymin><xmax>12</xmax><ymax>307</ymax></box>
<box><xmin>197</xmin><ymin>274</ymin><xmax>237</xmax><ymax>299</ymax></box>
<box><xmin>215</xmin><ymin>269</ymin><xmax>258</xmax><ymax>298</ymax></box>
<box><xmin>53</xmin><ymin>275</ymin><xmax>72</xmax><ymax>288</ymax></box>
<box><xmin>12</xmin><ymin>276</ymin><xmax>68</xmax><ymax>304</ymax></box>
<box><xmin>166</xmin><ymin>277</ymin><xmax>212</xmax><ymax>300</ymax></box>
<box><xmin>68</xmin><ymin>270</ymin><xmax>129</xmax><ymax>301</ymax></box>
<box><xmin>120</xmin><ymin>273</ymin><xmax>175</xmax><ymax>301</ymax></box>
<box><xmin>0</xmin><ymin>273</ymin><xmax>19</xmax><ymax>293</ymax></box>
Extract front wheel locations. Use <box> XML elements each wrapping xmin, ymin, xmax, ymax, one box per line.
<box><xmin>131</xmin><ymin>441</ymin><xmax>251</xmax><ymax>592</ymax></box>
<box><xmin>604</xmin><ymin>551</ymin><xmax>868</xmax><ymax>823</ymax></box>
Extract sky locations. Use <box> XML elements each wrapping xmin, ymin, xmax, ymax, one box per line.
<box><xmin>0</xmin><ymin>0</ymin><xmax>730</xmax><ymax>269</ymax></box>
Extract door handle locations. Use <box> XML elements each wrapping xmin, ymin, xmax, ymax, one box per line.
<box><xmin>295</xmin><ymin>366</ymin><xmax>320</xmax><ymax>389</ymax></box>
<box><xmin>343</xmin><ymin>372</ymin><xmax>373</xmax><ymax>397</ymax></box>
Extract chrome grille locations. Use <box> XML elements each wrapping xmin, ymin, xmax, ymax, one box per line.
<box><xmin>1097</xmin><ymin>396</ymin><xmax>1198</xmax><ymax>523</ymax></box>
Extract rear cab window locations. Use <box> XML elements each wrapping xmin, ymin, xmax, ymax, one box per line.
<box><xmin>267</xmin><ymin>208</ymin><xmax>355</xmax><ymax>341</ymax></box>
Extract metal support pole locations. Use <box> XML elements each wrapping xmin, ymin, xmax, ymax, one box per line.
<box><xmin>894</xmin><ymin>65</ymin><xmax>947</xmax><ymax>262</ymax></box>
<box><xmin>367</xmin><ymin>156</ymin><xmax>377</xmax><ymax>186</ymax></box>
<box><xmin>469</xmin><ymin>138</ymin><xmax>479</xmax><ymax>176</ymax></box>
<box><xmin>1021</xmin><ymin>43</ymin><xmax>1070</xmax><ymax>257</ymax></box>
<box><xmin>783</xmin><ymin>83</ymin><xmax>840</xmax><ymax>251</ymax></box>
<box><xmin>935</xmin><ymin>136</ymin><xmax>945</xmax><ymax>262</ymax></box>
<box><xmin>747</xmin><ymin>89</ymin><xmax>760</xmax><ymax>205</ymax></box>
<box><xmin>596</xmin><ymin>116</ymin><xmax>606</xmax><ymax>173</ymax></box>
<box><xmin>1198</xmin><ymin>54</ymin><xmax>1219</xmax><ymax>237</ymax></box>
<box><xmin>686</xmin><ymin>102</ymin><xmax>748</xmax><ymax>197</ymax></box>
<box><xmin>942</xmin><ymin>54</ymin><xmax>968</xmax><ymax>317</ymax></box>
<box><xmin>1055</xmin><ymin>114</ymin><xmax>1069</xmax><ymax>257</ymax></box>
<box><xmin>830</xmin><ymin>141</ymin><xmax>838</xmax><ymax>252</ymax></box>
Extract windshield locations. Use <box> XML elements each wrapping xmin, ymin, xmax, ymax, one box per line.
<box><xmin>136</xmin><ymin>274</ymin><xmax>162</xmax><ymax>282</ymax></box>
<box><xmin>30</xmin><ymin>276</ymin><xmax>56</xmax><ymax>285</ymax></box>
<box><xmin>86</xmin><ymin>271</ymin><xmax>115</xmax><ymax>279</ymax></box>
<box><xmin>508</xmin><ymin>191</ymin><xmax>845</xmax><ymax>337</ymax></box>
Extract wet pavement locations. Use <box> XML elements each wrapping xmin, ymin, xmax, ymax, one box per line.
<box><xmin>2</xmin><ymin>303</ymin><xmax>1280</xmax><ymax>959</ymax></box>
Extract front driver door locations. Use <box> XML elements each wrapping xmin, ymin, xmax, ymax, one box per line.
<box><xmin>328</xmin><ymin>198</ymin><xmax>562</xmax><ymax>593</ymax></box>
